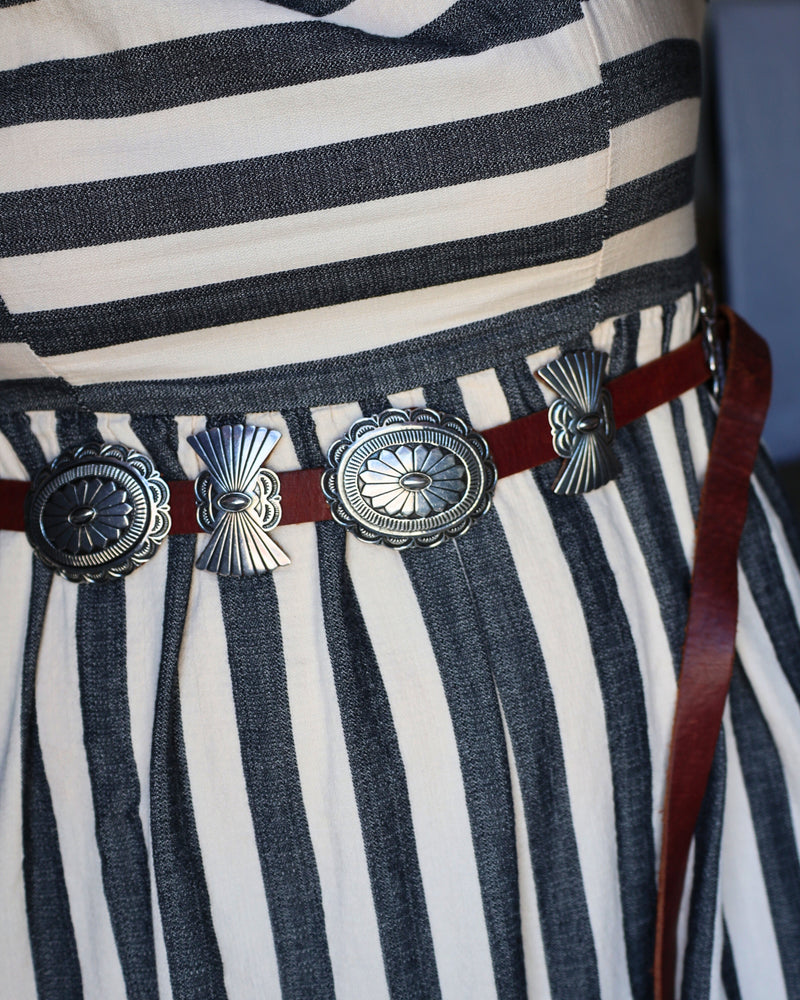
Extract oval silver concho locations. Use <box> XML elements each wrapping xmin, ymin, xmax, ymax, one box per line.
<box><xmin>322</xmin><ymin>408</ymin><xmax>497</xmax><ymax>549</ymax></box>
<box><xmin>24</xmin><ymin>442</ymin><xmax>171</xmax><ymax>583</ymax></box>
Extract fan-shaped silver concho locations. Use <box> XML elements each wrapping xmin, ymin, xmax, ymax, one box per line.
<box><xmin>24</xmin><ymin>442</ymin><xmax>171</xmax><ymax>582</ymax></box>
<box><xmin>188</xmin><ymin>424</ymin><xmax>289</xmax><ymax>575</ymax></box>
<box><xmin>322</xmin><ymin>408</ymin><xmax>496</xmax><ymax>548</ymax></box>
<box><xmin>536</xmin><ymin>349</ymin><xmax>620</xmax><ymax>495</ymax></box>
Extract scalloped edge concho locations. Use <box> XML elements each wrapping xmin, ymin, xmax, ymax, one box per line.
<box><xmin>24</xmin><ymin>442</ymin><xmax>171</xmax><ymax>583</ymax></box>
<box><xmin>322</xmin><ymin>408</ymin><xmax>497</xmax><ymax>549</ymax></box>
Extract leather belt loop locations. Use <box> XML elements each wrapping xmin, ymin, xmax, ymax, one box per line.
<box><xmin>653</xmin><ymin>306</ymin><xmax>772</xmax><ymax>1000</ymax></box>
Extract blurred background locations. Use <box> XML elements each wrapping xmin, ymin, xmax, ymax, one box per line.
<box><xmin>695</xmin><ymin>0</ymin><xmax>800</xmax><ymax>519</ymax></box>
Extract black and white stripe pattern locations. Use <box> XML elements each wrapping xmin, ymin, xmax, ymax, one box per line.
<box><xmin>0</xmin><ymin>0</ymin><xmax>703</xmax><ymax>392</ymax></box>
<box><xmin>2</xmin><ymin>2</ymin><xmax>800</xmax><ymax>999</ymax></box>
<box><xmin>3</xmin><ymin>291</ymin><xmax>800</xmax><ymax>999</ymax></box>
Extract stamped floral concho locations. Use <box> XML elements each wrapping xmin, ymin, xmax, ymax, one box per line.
<box><xmin>323</xmin><ymin>408</ymin><xmax>497</xmax><ymax>548</ymax></box>
<box><xmin>24</xmin><ymin>442</ymin><xmax>171</xmax><ymax>582</ymax></box>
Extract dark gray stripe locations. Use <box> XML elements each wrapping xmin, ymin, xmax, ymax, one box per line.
<box><xmin>605</xmin><ymin>311</ymin><xmax>727</xmax><ymax>997</ymax></box>
<box><xmin>21</xmin><ymin>559</ymin><xmax>83</xmax><ymax>1000</ymax></box>
<box><xmin>315</xmin><ymin>521</ymin><xmax>442</xmax><ymax>1000</ymax></box>
<box><xmin>128</xmin><ymin>415</ymin><xmax>185</xmax><ymax>480</ymax></box>
<box><xmin>0</xmin><ymin>254</ymin><xmax>700</xmax><ymax>416</ymax></box>
<box><xmin>204</xmin><ymin>413</ymin><xmax>246</xmax><ymax>430</ymax></box>
<box><xmin>14</xmin><ymin>159</ymin><xmax>687</xmax><ymax>357</ymax></box>
<box><xmin>55</xmin><ymin>410</ymin><xmax>102</xmax><ymax>450</ymax></box>
<box><xmin>495</xmin><ymin>358</ymin><xmax>656</xmax><ymax>999</ymax></box>
<box><xmin>1</xmin><ymin>95</ymin><xmax>607</xmax><ymax>255</ymax></box>
<box><xmin>603</xmin><ymin>39</ymin><xmax>701</xmax><ymax>128</ymax></box>
<box><xmin>18</xmin><ymin>212</ymin><xmax>602</xmax><ymax>355</ymax></box>
<box><xmin>216</xmin><ymin>573</ymin><xmax>336</xmax><ymax>999</ymax></box>
<box><xmin>661</xmin><ymin>298</ymin><xmax>704</xmax><ymax>522</ymax></box>
<box><xmin>594</xmin><ymin>248</ymin><xmax>701</xmax><ymax>321</ymax></box>
<box><xmin>1</xmin><ymin>293</ymin><xmax>23</xmax><ymax>339</ymax></box>
<box><xmin>401</xmin><ymin>540</ymin><xmax>527</xmax><ymax>999</ymax></box>
<box><xmin>605</xmin><ymin>156</ymin><xmax>695</xmax><ymax>239</ymax></box>
<box><xmin>0</xmin><ymin>379</ymin><xmax>78</xmax><ymax>415</ymax></box>
<box><xmin>729</xmin><ymin>660</ymin><xmax>800</xmax><ymax>999</ymax></box>
<box><xmin>286</xmin><ymin>403</ymin><xmax>441</xmax><ymax>1000</ymax></box>
<box><xmin>737</xmin><ymin>485</ymin><xmax>800</xmax><ymax>705</ymax></box>
<box><xmin>721</xmin><ymin>921</ymin><xmax>742</xmax><ymax>1000</ymax></box>
<box><xmin>149</xmin><ymin>536</ymin><xmax>227</xmax><ymax>1000</ymax></box>
<box><xmin>607</xmin><ymin>311</ymin><xmax>691</xmax><ymax>673</ymax></box>
<box><xmin>606</xmin><ymin>311</ymin><xmax>727</xmax><ymax>998</ymax></box>
<box><xmin>423</xmin><ymin>377</ymin><xmax>599</xmax><ymax>999</ymax></box>
<box><xmin>0</xmin><ymin>0</ymin><xmax>583</xmax><ymax>126</ymax></box>
<box><xmin>75</xmin><ymin>581</ymin><xmax>158</xmax><ymax>999</ymax></box>
<box><xmin>680</xmin><ymin>737</ymin><xmax>726</xmax><ymax>1000</ymax></box>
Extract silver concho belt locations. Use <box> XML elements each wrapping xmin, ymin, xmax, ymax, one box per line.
<box><xmin>14</xmin><ymin>330</ymin><xmax>721</xmax><ymax>582</ymax></box>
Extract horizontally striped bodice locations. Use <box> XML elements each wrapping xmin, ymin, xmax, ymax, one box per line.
<box><xmin>0</xmin><ymin>0</ymin><xmax>703</xmax><ymax>405</ymax></box>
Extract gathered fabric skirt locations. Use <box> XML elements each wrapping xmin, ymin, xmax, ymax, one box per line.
<box><xmin>2</xmin><ymin>287</ymin><xmax>800</xmax><ymax>1000</ymax></box>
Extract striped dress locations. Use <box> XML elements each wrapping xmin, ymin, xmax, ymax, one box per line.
<box><xmin>2</xmin><ymin>2</ymin><xmax>800</xmax><ymax>998</ymax></box>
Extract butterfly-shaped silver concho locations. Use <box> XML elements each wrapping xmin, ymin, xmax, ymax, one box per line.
<box><xmin>188</xmin><ymin>424</ymin><xmax>290</xmax><ymax>575</ymax></box>
<box><xmin>536</xmin><ymin>350</ymin><xmax>620</xmax><ymax>495</ymax></box>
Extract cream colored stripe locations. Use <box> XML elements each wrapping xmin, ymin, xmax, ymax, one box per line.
<box><xmin>737</xmin><ymin>567</ymin><xmax>800</xmax><ymax>845</ymax></box>
<box><xmin>324</xmin><ymin>0</ymin><xmax>460</xmax><ymax>37</ymax></box>
<box><xmin>347</xmin><ymin>536</ymin><xmax>498</xmax><ymax>1000</ymax></box>
<box><xmin>500</xmin><ymin>706</ymin><xmax>552</xmax><ymax>1000</ymax></box>
<box><xmin>753</xmin><ymin>478</ymin><xmax>800</xmax><ymax>626</ymax></box>
<box><xmin>0</xmin><ymin>0</ymin><xmax>302</xmax><ymax>72</ymax></box>
<box><xmin>36</xmin><ymin>577</ymin><xmax>128</xmax><ymax>999</ymax></box>
<box><xmin>585</xmin><ymin>481</ymin><xmax>678</xmax><ymax>852</ymax></box>
<box><xmin>123</xmin><ymin>542</ymin><xmax>174</xmax><ymax>1000</ymax></box>
<box><xmin>0</xmin><ymin>98</ymin><xmax>696</xmax><ymax>312</ymax></box>
<box><xmin>721</xmin><ymin>712</ymin><xmax>789</xmax><ymax>1000</ymax></box>
<box><xmin>0</xmin><ymin>23</ymin><xmax>598</xmax><ymax>193</ymax></box>
<box><xmin>26</xmin><ymin>410</ymin><xmax>60</xmax><ymax>464</ymax></box>
<box><xmin>0</xmin><ymin>0</ymin><xmax>462</xmax><ymax>72</ymax></box>
<box><xmin>16</xmin><ymin>252</ymin><xmax>599</xmax><ymax>384</ymax></box>
<box><xmin>598</xmin><ymin>203</ymin><xmax>695</xmax><ymax>278</ymax></box>
<box><xmin>0</xmin><ymin>343</ymin><xmax>58</xmax><ymax>381</ymax></box>
<box><xmin>9</xmin><ymin>208</ymin><xmax>695</xmax><ymax>386</ymax></box>
<box><xmin>0</xmin><ymin>117</ymin><xmax>696</xmax><ymax>320</ymax></box>
<box><xmin>275</xmin><ymin>522</ymin><xmax>390</xmax><ymax>1000</ymax></box>
<box><xmin>103</xmin><ymin>408</ymin><xmax>174</xmax><ymax>998</ymax></box>
<box><xmin>0</xmin><ymin>154</ymin><xmax>607</xmax><ymax>311</ymax></box>
<box><xmin>0</xmin><ymin>534</ymin><xmax>37</xmax><ymax>999</ymax></box>
<box><xmin>610</xmin><ymin>98</ymin><xmax>700</xmax><ymax>189</ymax></box>
<box><xmin>0</xmin><ymin>428</ymin><xmax>29</xmax><ymax>478</ymax></box>
<box><xmin>458</xmin><ymin>369</ymin><xmax>634</xmax><ymax>1000</ymax></box>
<box><xmin>179</xmin><ymin>570</ymin><xmax>283</xmax><ymax>998</ymax></box>
<box><xmin>581</xmin><ymin>0</ymin><xmax>703</xmax><ymax>63</ymax></box>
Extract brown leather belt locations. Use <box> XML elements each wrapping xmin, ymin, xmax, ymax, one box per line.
<box><xmin>0</xmin><ymin>311</ymin><xmax>772</xmax><ymax>999</ymax></box>
<box><xmin>654</xmin><ymin>307</ymin><xmax>771</xmax><ymax>1000</ymax></box>
<box><xmin>0</xmin><ymin>329</ymin><xmax>713</xmax><ymax>533</ymax></box>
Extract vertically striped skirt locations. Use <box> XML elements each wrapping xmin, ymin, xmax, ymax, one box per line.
<box><xmin>2</xmin><ymin>287</ymin><xmax>800</xmax><ymax>1000</ymax></box>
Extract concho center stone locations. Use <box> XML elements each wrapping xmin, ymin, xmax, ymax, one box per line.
<box><xmin>324</xmin><ymin>409</ymin><xmax>496</xmax><ymax>548</ymax></box>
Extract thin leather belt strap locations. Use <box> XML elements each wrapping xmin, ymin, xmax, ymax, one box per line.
<box><xmin>0</xmin><ymin>329</ymin><xmax>713</xmax><ymax>533</ymax></box>
<box><xmin>653</xmin><ymin>306</ymin><xmax>771</xmax><ymax>1000</ymax></box>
